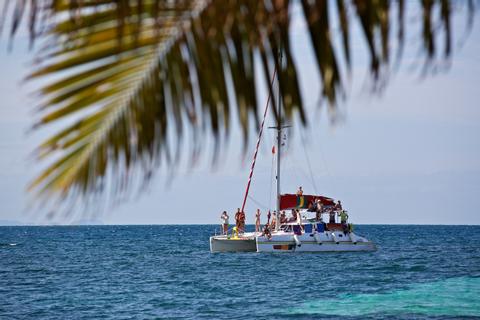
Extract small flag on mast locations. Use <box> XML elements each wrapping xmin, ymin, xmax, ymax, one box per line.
<box><xmin>272</xmin><ymin>146</ymin><xmax>275</xmax><ymax>154</ymax></box>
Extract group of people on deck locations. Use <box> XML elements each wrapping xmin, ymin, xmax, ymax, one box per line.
<box><xmin>220</xmin><ymin>209</ymin><xmax>246</xmax><ymax>234</ymax></box>
<box><xmin>219</xmin><ymin>186</ymin><xmax>349</xmax><ymax>235</ymax></box>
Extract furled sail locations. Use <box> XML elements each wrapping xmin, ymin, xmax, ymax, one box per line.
<box><xmin>279</xmin><ymin>194</ymin><xmax>335</xmax><ymax>210</ymax></box>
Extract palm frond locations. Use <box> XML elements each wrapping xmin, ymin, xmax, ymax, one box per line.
<box><xmin>26</xmin><ymin>0</ymin><xmax>205</xmax><ymax>203</ymax></box>
<box><xmin>0</xmin><ymin>0</ymin><xmax>473</xmax><ymax>215</ymax></box>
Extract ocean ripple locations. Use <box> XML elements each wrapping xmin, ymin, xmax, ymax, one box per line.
<box><xmin>0</xmin><ymin>224</ymin><xmax>479</xmax><ymax>319</ymax></box>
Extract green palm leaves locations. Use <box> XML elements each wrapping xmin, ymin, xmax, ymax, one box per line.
<box><xmin>26</xmin><ymin>1</ymin><xmax>205</xmax><ymax>204</ymax></box>
<box><xmin>0</xmin><ymin>0</ymin><xmax>469</xmax><ymax>212</ymax></box>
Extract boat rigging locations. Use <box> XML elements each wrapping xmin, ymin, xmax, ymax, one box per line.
<box><xmin>209</xmin><ymin>50</ymin><xmax>376</xmax><ymax>253</ymax></box>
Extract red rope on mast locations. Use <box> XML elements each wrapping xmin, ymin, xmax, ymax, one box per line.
<box><xmin>240</xmin><ymin>67</ymin><xmax>278</xmax><ymax>212</ymax></box>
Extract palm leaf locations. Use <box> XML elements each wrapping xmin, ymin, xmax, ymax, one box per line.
<box><xmin>0</xmin><ymin>0</ymin><xmax>472</xmax><ymax>214</ymax></box>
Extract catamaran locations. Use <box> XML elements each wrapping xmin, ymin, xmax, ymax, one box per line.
<box><xmin>209</xmin><ymin>54</ymin><xmax>376</xmax><ymax>253</ymax></box>
<box><xmin>210</xmin><ymin>193</ymin><xmax>376</xmax><ymax>252</ymax></box>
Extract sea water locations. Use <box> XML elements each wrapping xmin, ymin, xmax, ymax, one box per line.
<box><xmin>0</xmin><ymin>225</ymin><xmax>479</xmax><ymax>319</ymax></box>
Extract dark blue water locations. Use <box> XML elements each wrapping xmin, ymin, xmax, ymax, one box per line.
<box><xmin>1</xmin><ymin>225</ymin><xmax>479</xmax><ymax>319</ymax></box>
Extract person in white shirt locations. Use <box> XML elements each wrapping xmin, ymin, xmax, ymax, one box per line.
<box><xmin>220</xmin><ymin>211</ymin><xmax>229</xmax><ymax>235</ymax></box>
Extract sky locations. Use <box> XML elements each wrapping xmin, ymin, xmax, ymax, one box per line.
<box><xmin>0</xmin><ymin>3</ymin><xmax>479</xmax><ymax>225</ymax></box>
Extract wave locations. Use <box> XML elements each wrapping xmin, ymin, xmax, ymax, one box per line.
<box><xmin>0</xmin><ymin>243</ymin><xmax>18</xmax><ymax>247</ymax></box>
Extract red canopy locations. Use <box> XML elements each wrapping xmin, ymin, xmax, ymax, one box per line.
<box><xmin>279</xmin><ymin>194</ymin><xmax>335</xmax><ymax>210</ymax></box>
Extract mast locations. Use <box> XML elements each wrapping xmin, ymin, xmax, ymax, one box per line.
<box><xmin>275</xmin><ymin>50</ymin><xmax>282</xmax><ymax>231</ymax></box>
<box><xmin>239</xmin><ymin>65</ymin><xmax>278</xmax><ymax>216</ymax></box>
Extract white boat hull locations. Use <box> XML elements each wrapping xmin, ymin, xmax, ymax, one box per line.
<box><xmin>210</xmin><ymin>230</ymin><xmax>376</xmax><ymax>253</ymax></box>
<box><xmin>209</xmin><ymin>234</ymin><xmax>257</xmax><ymax>252</ymax></box>
<box><xmin>255</xmin><ymin>231</ymin><xmax>376</xmax><ymax>252</ymax></box>
<box><xmin>256</xmin><ymin>240</ymin><xmax>376</xmax><ymax>252</ymax></box>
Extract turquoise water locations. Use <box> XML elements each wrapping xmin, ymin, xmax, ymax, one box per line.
<box><xmin>0</xmin><ymin>225</ymin><xmax>479</xmax><ymax>319</ymax></box>
<box><xmin>287</xmin><ymin>277</ymin><xmax>480</xmax><ymax>317</ymax></box>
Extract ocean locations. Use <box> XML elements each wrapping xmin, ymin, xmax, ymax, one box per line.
<box><xmin>1</xmin><ymin>225</ymin><xmax>479</xmax><ymax>319</ymax></box>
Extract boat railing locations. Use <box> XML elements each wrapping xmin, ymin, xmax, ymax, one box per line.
<box><xmin>212</xmin><ymin>225</ymin><xmax>241</xmax><ymax>237</ymax></box>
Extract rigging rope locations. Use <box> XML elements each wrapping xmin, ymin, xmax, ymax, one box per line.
<box><xmin>269</xmin><ymin>150</ymin><xmax>275</xmax><ymax>210</ymax></box>
<box><xmin>317</xmin><ymin>135</ymin><xmax>337</xmax><ymax>192</ymax></box>
<box><xmin>300</xmin><ymin>129</ymin><xmax>319</xmax><ymax>194</ymax></box>
<box><xmin>240</xmin><ymin>66</ymin><xmax>278</xmax><ymax>212</ymax></box>
<box><xmin>247</xmin><ymin>195</ymin><xmax>269</xmax><ymax>211</ymax></box>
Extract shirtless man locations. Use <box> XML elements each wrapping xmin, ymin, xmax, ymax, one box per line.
<box><xmin>316</xmin><ymin>199</ymin><xmax>323</xmax><ymax>213</ymax></box>
<box><xmin>290</xmin><ymin>209</ymin><xmax>297</xmax><ymax>223</ymax></box>
<box><xmin>280</xmin><ymin>211</ymin><xmax>287</xmax><ymax>224</ymax></box>
<box><xmin>235</xmin><ymin>208</ymin><xmax>241</xmax><ymax>230</ymax></box>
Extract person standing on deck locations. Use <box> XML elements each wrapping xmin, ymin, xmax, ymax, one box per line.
<box><xmin>238</xmin><ymin>210</ymin><xmax>246</xmax><ymax>233</ymax></box>
<box><xmin>329</xmin><ymin>209</ymin><xmax>336</xmax><ymax>224</ymax></box>
<box><xmin>220</xmin><ymin>211</ymin><xmax>229</xmax><ymax>235</ymax></box>
<box><xmin>338</xmin><ymin>210</ymin><xmax>349</xmax><ymax>224</ymax></box>
<box><xmin>296</xmin><ymin>186</ymin><xmax>303</xmax><ymax>196</ymax></box>
<box><xmin>255</xmin><ymin>209</ymin><xmax>261</xmax><ymax>233</ymax></box>
<box><xmin>316</xmin><ymin>198</ymin><xmax>323</xmax><ymax>213</ymax></box>
<box><xmin>235</xmin><ymin>208</ymin><xmax>241</xmax><ymax>230</ymax></box>
<box><xmin>313</xmin><ymin>199</ymin><xmax>321</xmax><ymax>220</ymax></box>
<box><xmin>280</xmin><ymin>211</ymin><xmax>287</xmax><ymax>224</ymax></box>
<box><xmin>267</xmin><ymin>210</ymin><xmax>271</xmax><ymax>225</ymax></box>
<box><xmin>289</xmin><ymin>209</ymin><xmax>297</xmax><ymax>223</ymax></box>
<box><xmin>270</xmin><ymin>213</ymin><xmax>277</xmax><ymax>230</ymax></box>
<box><xmin>296</xmin><ymin>209</ymin><xmax>303</xmax><ymax>230</ymax></box>
<box><xmin>335</xmin><ymin>200</ymin><xmax>343</xmax><ymax>211</ymax></box>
